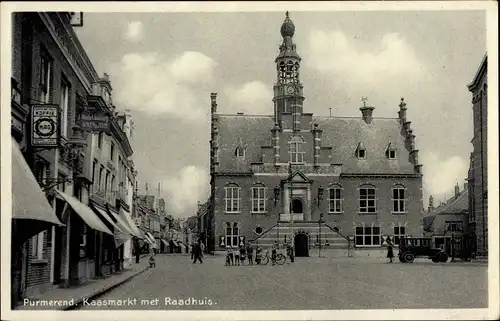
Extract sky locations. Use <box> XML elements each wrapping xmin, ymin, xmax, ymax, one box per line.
<box><xmin>74</xmin><ymin>9</ymin><xmax>486</xmax><ymax>219</ymax></box>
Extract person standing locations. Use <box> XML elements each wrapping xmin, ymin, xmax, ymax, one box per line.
<box><xmin>234</xmin><ymin>246</ymin><xmax>240</xmax><ymax>266</ymax></box>
<box><xmin>286</xmin><ymin>242</ymin><xmax>294</xmax><ymax>263</ymax></box>
<box><xmin>239</xmin><ymin>244</ymin><xmax>246</xmax><ymax>266</ymax></box>
<box><xmin>190</xmin><ymin>243</ymin><xmax>195</xmax><ymax>259</ymax></box>
<box><xmin>192</xmin><ymin>239</ymin><xmax>203</xmax><ymax>264</ymax></box>
<box><xmin>247</xmin><ymin>242</ymin><xmax>254</xmax><ymax>265</ymax></box>
<box><xmin>271</xmin><ymin>241</ymin><xmax>278</xmax><ymax>266</ymax></box>
<box><xmin>387</xmin><ymin>240</ymin><xmax>394</xmax><ymax>263</ymax></box>
<box><xmin>228</xmin><ymin>246</ymin><xmax>234</xmax><ymax>266</ymax></box>
<box><xmin>134</xmin><ymin>237</ymin><xmax>141</xmax><ymax>264</ymax></box>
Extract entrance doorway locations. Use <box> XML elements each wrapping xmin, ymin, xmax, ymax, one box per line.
<box><xmin>294</xmin><ymin>233</ymin><xmax>309</xmax><ymax>257</ymax></box>
<box><xmin>291</xmin><ymin>198</ymin><xmax>303</xmax><ymax>214</ymax></box>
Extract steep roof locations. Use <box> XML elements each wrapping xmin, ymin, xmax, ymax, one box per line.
<box><xmin>216</xmin><ymin>114</ymin><xmax>416</xmax><ymax>174</ymax></box>
<box><xmin>422</xmin><ymin>188</ymin><xmax>468</xmax><ymax>231</ymax></box>
<box><xmin>467</xmin><ymin>53</ymin><xmax>487</xmax><ymax>91</ymax></box>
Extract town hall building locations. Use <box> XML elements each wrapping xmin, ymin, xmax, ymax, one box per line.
<box><xmin>209</xmin><ymin>12</ymin><xmax>425</xmax><ymax>257</ymax></box>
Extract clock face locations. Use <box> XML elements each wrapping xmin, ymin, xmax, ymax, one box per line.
<box><xmin>286</xmin><ymin>86</ymin><xmax>296</xmax><ymax>94</ymax></box>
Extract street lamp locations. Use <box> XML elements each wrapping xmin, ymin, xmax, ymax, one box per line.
<box><xmin>274</xmin><ymin>186</ymin><xmax>280</xmax><ymax>206</ymax></box>
<box><xmin>317</xmin><ymin>186</ymin><xmax>324</xmax><ymax>207</ymax></box>
<box><xmin>318</xmin><ymin>213</ymin><xmax>325</xmax><ymax>257</ymax></box>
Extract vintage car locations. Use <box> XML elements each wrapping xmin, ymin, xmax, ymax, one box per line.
<box><xmin>398</xmin><ymin>237</ymin><xmax>449</xmax><ymax>263</ymax></box>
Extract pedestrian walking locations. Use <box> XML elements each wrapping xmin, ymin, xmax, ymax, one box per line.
<box><xmin>286</xmin><ymin>242</ymin><xmax>294</xmax><ymax>263</ymax></box>
<box><xmin>271</xmin><ymin>241</ymin><xmax>278</xmax><ymax>266</ymax></box>
<box><xmin>200</xmin><ymin>241</ymin><xmax>205</xmax><ymax>257</ymax></box>
<box><xmin>192</xmin><ymin>239</ymin><xmax>203</xmax><ymax>264</ymax></box>
<box><xmin>239</xmin><ymin>244</ymin><xmax>246</xmax><ymax>266</ymax></box>
<box><xmin>190</xmin><ymin>243</ymin><xmax>195</xmax><ymax>259</ymax></box>
<box><xmin>234</xmin><ymin>246</ymin><xmax>240</xmax><ymax>265</ymax></box>
<box><xmin>387</xmin><ymin>240</ymin><xmax>394</xmax><ymax>263</ymax></box>
<box><xmin>247</xmin><ymin>242</ymin><xmax>254</xmax><ymax>265</ymax></box>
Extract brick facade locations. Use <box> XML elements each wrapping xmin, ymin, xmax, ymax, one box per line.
<box><xmin>209</xmin><ymin>13</ymin><xmax>424</xmax><ymax>256</ymax></box>
<box><xmin>467</xmin><ymin>54</ymin><xmax>488</xmax><ymax>257</ymax></box>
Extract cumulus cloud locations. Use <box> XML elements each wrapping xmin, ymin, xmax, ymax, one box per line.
<box><xmin>225</xmin><ymin>80</ymin><xmax>273</xmax><ymax>114</ymax></box>
<box><xmin>421</xmin><ymin>151</ymin><xmax>468</xmax><ymax>204</ymax></box>
<box><xmin>162</xmin><ymin>166</ymin><xmax>210</xmax><ymax>218</ymax></box>
<box><xmin>125</xmin><ymin>21</ymin><xmax>143</xmax><ymax>41</ymax></box>
<box><xmin>306</xmin><ymin>30</ymin><xmax>426</xmax><ymax>86</ymax></box>
<box><xmin>110</xmin><ymin>51</ymin><xmax>216</xmax><ymax>119</ymax></box>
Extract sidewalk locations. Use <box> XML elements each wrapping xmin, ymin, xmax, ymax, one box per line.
<box><xmin>16</xmin><ymin>255</ymin><xmax>151</xmax><ymax>311</ymax></box>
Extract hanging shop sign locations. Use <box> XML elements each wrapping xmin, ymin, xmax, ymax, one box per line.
<box><xmin>79</xmin><ymin>106</ymin><xmax>110</xmax><ymax>133</ymax></box>
<box><xmin>31</xmin><ymin>104</ymin><xmax>59</xmax><ymax>147</ymax></box>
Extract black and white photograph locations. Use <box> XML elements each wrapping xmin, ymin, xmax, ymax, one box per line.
<box><xmin>1</xmin><ymin>2</ymin><xmax>498</xmax><ymax>320</ymax></box>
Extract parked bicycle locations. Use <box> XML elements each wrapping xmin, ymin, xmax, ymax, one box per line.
<box><xmin>256</xmin><ymin>250</ymin><xmax>286</xmax><ymax>265</ymax></box>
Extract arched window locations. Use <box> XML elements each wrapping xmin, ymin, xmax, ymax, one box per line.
<box><xmin>392</xmin><ymin>184</ymin><xmax>406</xmax><ymax>213</ymax></box>
<box><xmin>251</xmin><ymin>184</ymin><xmax>266</xmax><ymax>213</ymax></box>
<box><xmin>289</xmin><ymin>136</ymin><xmax>305</xmax><ymax>164</ymax></box>
<box><xmin>358</xmin><ymin>184</ymin><xmax>376</xmax><ymax>213</ymax></box>
<box><xmin>328</xmin><ymin>184</ymin><xmax>343</xmax><ymax>213</ymax></box>
<box><xmin>224</xmin><ymin>184</ymin><xmax>240</xmax><ymax>213</ymax></box>
<box><xmin>235</xmin><ymin>146</ymin><xmax>245</xmax><ymax>158</ymax></box>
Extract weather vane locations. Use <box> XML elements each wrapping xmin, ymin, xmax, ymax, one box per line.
<box><xmin>361</xmin><ymin>97</ymin><xmax>368</xmax><ymax>107</ymax></box>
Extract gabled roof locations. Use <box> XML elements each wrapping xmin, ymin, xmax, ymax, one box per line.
<box><xmin>467</xmin><ymin>53</ymin><xmax>487</xmax><ymax>91</ymax></box>
<box><xmin>216</xmin><ymin>114</ymin><xmax>416</xmax><ymax>174</ymax></box>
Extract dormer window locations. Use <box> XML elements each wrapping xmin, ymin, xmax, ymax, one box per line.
<box><xmin>355</xmin><ymin>142</ymin><xmax>366</xmax><ymax>159</ymax></box>
<box><xmin>386</xmin><ymin>143</ymin><xmax>396</xmax><ymax>159</ymax></box>
<box><xmin>235</xmin><ymin>146</ymin><xmax>246</xmax><ymax>158</ymax></box>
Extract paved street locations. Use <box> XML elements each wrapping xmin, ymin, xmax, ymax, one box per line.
<box><xmin>76</xmin><ymin>254</ymin><xmax>487</xmax><ymax>310</ymax></box>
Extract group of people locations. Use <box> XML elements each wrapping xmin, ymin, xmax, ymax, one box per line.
<box><xmin>191</xmin><ymin>239</ymin><xmax>206</xmax><ymax>264</ymax></box>
<box><xmin>225</xmin><ymin>241</ymin><xmax>295</xmax><ymax>266</ymax></box>
<box><xmin>225</xmin><ymin>242</ymin><xmax>255</xmax><ymax>266</ymax></box>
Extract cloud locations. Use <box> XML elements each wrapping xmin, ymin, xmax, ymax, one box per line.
<box><xmin>110</xmin><ymin>51</ymin><xmax>216</xmax><ymax>119</ymax></box>
<box><xmin>162</xmin><ymin>166</ymin><xmax>210</xmax><ymax>218</ymax></box>
<box><xmin>421</xmin><ymin>151</ymin><xmax>468</xmax><ymax>204</ymax></box>
<box><xmin>125</xmin><ymin>21</ymin><xmax>143</xmax><ymax>41</ymax></box>
<box><xmin>305</xmin><ymin>30</ymin><xmax>426</xmax><ymax>87</ymax></box>
<box><xmin>225</xmin><ymin>81</ymin><xmax>273</xmax><ymax>114</ymax></box>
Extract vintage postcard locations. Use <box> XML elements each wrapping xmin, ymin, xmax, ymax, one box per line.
<box><xmin>1</xmin><ymin>1</ymin><xmax>498</xmax><ymax>320</ymax></box>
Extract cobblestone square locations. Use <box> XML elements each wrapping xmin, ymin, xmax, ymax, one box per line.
<box><xmin>78</xmin><ymin>254</ymin><xmax>488</xmax><ymax>310</ymax></box>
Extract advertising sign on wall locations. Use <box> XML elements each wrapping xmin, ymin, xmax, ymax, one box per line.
<box><xmin>79</xmin><ymin>107</ymin><xmax>110</xmax><ymax>133</ymax></box>
<box><xmin>31</xmin><ymin>104</ymin><xmax>59</xmax><ymax>147</ymax></box>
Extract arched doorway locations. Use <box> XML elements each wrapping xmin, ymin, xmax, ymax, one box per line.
<box><xmin>294</xmin><ymin>233</ymin><xmax>309</xmax><ymax>257</ymax></box>
<box><xmin>291</xmin><ymin>198</ymin><xmax>303</xmax><ymax>214</ymax></box>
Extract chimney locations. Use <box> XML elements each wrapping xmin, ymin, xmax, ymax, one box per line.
<box><xmin>455</xmin><ymin>183</ymin><xmax>460</xmax><ymax>197</ymax></box>
<box><xmin>399</xmin><ymin>97</ymin><xmax>407</xmax><ymax>124</ymax></box>
<box><xmin>210</xmin><ymin>93</ymin><xmax>217</xmax><ymax>114</ymax></box>
<box><xmin>428</xmin><ymin>195</ymin><xmax>434</xmax><ymax>213</ymax></box>
<box><xmin>360</xmin><ymin>99</ymin><xmax>375</xmax><ymax>124</ymax></box>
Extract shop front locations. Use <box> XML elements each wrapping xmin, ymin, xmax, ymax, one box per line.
<box><xmin>11</xmin><ymin>138</ymin><xmax>64</xmax><ymax>307</ymax></box>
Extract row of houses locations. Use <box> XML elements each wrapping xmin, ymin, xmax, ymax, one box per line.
<box><xmin>9</xmin><ymin>12</ymin><xmax>164</xmax><ymax>308</ymax></box>
<box><xmin>423</xmin><ymin>54</ymin><xmax>488</xmax><ymax>259</ymax></box>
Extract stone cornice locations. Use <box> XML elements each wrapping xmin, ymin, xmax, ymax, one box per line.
<box><xmin>340</xmin><ymin>173</ymin><xmax>422</xmax><ymax>179</ymax></box>
<box><xmin>214</xmin><ymin>172</ymin><xmax>253</xmax><ymax>177</ymax></box>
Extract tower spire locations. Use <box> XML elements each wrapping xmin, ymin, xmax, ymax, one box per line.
<box><xmin>273</xmin><ymin>11</ymin><xmax>304</xmax><ymax>126</ymax></box>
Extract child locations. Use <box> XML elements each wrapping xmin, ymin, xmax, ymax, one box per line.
<box><xmin>255</xmin><ymin>245</ymin><xmax>262</xmax><ymax>265</ymax></box>
<box><xmin>149</xmin><ymin>255</ymin><xmax>156</xmax><ymax>268</ymax></box>
<box><xmin>234</xmin><ymin>246</ymin><xmax>240</xmax><ymax>266</ymax></box>
<box><xmin>225</xmin><ymin>246</ymin><xmax>232</xmax><ymax>266</ymax></box>
<box><xmin>239</xmin><ymin>244</ymin><xmax>246</xmax><ymax>266</ymax></box>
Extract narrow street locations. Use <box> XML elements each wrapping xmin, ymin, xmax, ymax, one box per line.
<box><xmin>78</xmin><ymin>254</ymin><xmax>488</xmax><ymax>310</ymax></box>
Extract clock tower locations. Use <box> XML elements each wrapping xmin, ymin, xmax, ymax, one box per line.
<box><xmin>273</xmin><ymin>11</ymin><xmax>305</xmax><ymax>129</ymax></box>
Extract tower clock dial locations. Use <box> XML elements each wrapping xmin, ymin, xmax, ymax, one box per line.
<box><xmin>286</xmin><ymin>85</ymin><xmax>296</xmax><ymax>94</ymax></box>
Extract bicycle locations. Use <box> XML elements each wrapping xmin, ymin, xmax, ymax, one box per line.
<box><xmin>258</xmin><ymin>250</ymin><xmax>286</xmax><ymax>265</ymax></box>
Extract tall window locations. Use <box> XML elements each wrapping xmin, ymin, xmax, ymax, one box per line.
<box><xmin>60</xmin><ymin>76</ymin><xmax>70</xmax><ymax>137</ymax></box>
<box><xmin>110</xmin><ymin>142</ymin><xmax>115</xmax><ymax>160</ymax></box>
<box><xmin>225</xmin><ymin>222</ymin><xmax>240</xmax><ymax>247</ymax></box>
<box><xmin>39</xmin><ymin>52</ymin><xmax>52</xmax><ymax>103</ymax></box>
<box><xmin>289</xmin><ymin>136</ymin><xmax>305</xmax><ymax>164</ymax></box>
<box><xmin>31</xmin><ymin>232</ymin><xmax>44</xmax><ymax>259</ymax></box>
<box><xmin>224</xmin><ymin>184</ymin><xmax>240</xmax><ymax>213</ymax></box>
<box><xmin>359</xmin><ymin>186</ymin><xmax>376</xmax><ymax>213</ymax></box>
<box><xmin>393</xmin><ymin>225</ymin><xmax>406</xmax><ymax>245</ymax></box>
<box><xmin>392</xmin><ymin>186</ymin><xmax>406</xmax><ymax>213</ymax></box>
<box><xmin>98</xmin><ymin>133</ymin><xmax>103</xmax><ymax>149</ymax></box>
<box><xmin>251</xmin><ymin>185</ymin><xmax>266</xmax><ymax>213</ymax></box>
<box><xmin>105</xmin><ymin>171</ymin><xmax>110</xmax><ymax>193</ymax></box>
<box><xmin>111</xmin><ymin>175</ymin><xmax>116</xmax><ymax>193</ymax></box>
<box><xmin>99</xmin><ymin>165</ymin><xmax>104</xmax><ymax>192</ymax></box>
<box><xmin>328</xmin><ymin>185</ymin><xmax>343</xmax><ymax>213</ymax></box>
<box><xmin>355</xmin><ymin>225</ymin><xmax>381</xmax><ymax>247</ymax></box>
<box><xmin>92</xmin><ymin>159</ymin><xmax>98</xmax><ymax>187</ymax></box>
